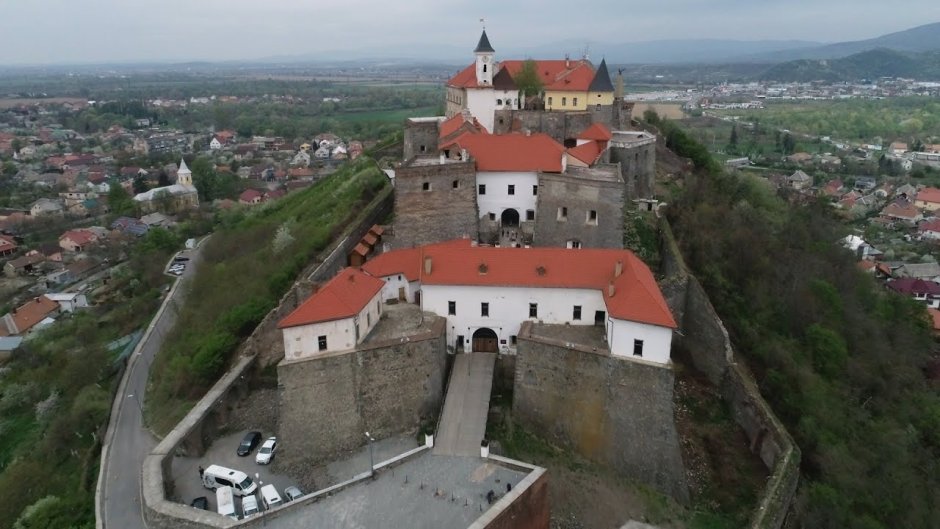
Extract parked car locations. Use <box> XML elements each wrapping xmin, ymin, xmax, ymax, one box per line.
<box><xmin>259</xmin><ymin>484</ymin><xmax>283</xmax><ymax>510</ymax></box>
<box><xmin>173</xmin><ymin>256</ymin><xmax>190</xmax><ymax>262</ymax></box>
<box><xmin>255</xmin><ymin>437</ymin><xmax>277</xmax><ymax>464</ymax></box>
<box><xmin>190</xmin><ymin>496</ymin><xmax>209</xmax><ymax>510</ymax></box>
<box><xmin>283</xmin><ymin>486</ymin><xmax>303</xmax><ymax>502</ymax></box>
<box><xmin>237</xmin><ymin>431</ymin><xmax>262</xmax><ymax>456</ymax></box>
<box><xmin>242</xmin><ymin>494</ymin><xmax>260</xmax><ymax>518</ymax></box>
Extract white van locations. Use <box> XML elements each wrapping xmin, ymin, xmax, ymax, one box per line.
<box><xmin>215</xmin><ymin>487</ymin><xmax>238</xmax><ymax>521</ymax></box>
<box><xmin>202</xmin><ymin>465</ymin><xmax>257</xmax><ymax>496</ymax></box>
<box><xmin>259</xmin><ymin>484</ymin><xmax>283</xmax><ymax>510</ymax></box>
<box><xmin>242</xmin><ymin>494</ymin><xmax>260</xmax><ymax>518</ymax></box>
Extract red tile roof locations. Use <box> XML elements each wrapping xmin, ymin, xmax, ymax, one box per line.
<box><xmin>2</xmin><ymin>296</ymin><xmax>58</xmax><ymax>336</ymax></box>
<box><xmin>239</xmin><ymin>189</ymin><xmax>264</xmax><ymax>203</ymax></box>
<box><xmin>60</xmin><ymin>229</ymin><xmax>98</xmax><ymax>247</ymax></box>
<box><xmin>439</xmin><ymin>112</ymin><xmax>487</xmax><ymax>139</ymax></box>
<box><xmin>369</xmin><ymin>225</ymin><xmax>384</xmax><ymax>237</ymax></box>
<box><xmin>887</xmin><ymin>278</ymin><xmax>940</xmax><ymax>296</ymax></box>
<box><xmin>567</xmin><ymin>141</ymin><xmax>604</xmax><ymax>165</ymax></box>
<box><xmin>277</xmin><ymin>268</ymin><xmax>384</xmax><ymax>328</ymax></box>
<box><xmin>351</xmin><ymin>242</ymin><xmax>370</xmax><ymax>257</ymax></box>
<box><xmin>362</xmin><ymin>232</ymin><xmax>378</xmax><ymax>247</ymax></box>
<box><xmin>578</xmin><ymin>123</ymin><xmax>612</xmax><ymax>141</ymax></box>
<box><xmin>447</xmin><ymin>59</ymin><xmax>598</xmax><ymax>92</ymax></box>
<box><xmin>445</xmin><ymin>133</ymin><xmax>565</xmax><ymax>172</ymax></box>
<box><xmin>365</xmin><ymin>241</ymin><xmax>676</xmax><ymax>329</ymax></box>
<box><xmin>919</xmin><ymin>218</ymin><xmax>940</xmax><ymax>233</ymax></box>
<box><xmin>917</xmin><ymin>187</ymin><xmax>940</xmax><ymax>204</ymax></box>
<box><xmin>498</xmin><ymin>60</ymin><xmax>597</xmax><ymax>92</ymax></box>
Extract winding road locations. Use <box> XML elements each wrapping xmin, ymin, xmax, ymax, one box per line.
<box><xmin>96</xmin><ymin>240</ymin><xmax>206</xmax><ymax>529</ymax></box>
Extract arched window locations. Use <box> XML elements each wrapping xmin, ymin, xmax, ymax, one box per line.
<box><xmin>496</xmin><ymin>99</ymin><xmax>502</xmax><ymax>105</ymax></box>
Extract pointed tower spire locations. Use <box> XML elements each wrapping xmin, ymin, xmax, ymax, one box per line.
<box><xmin>177</xmin><ymin>158</ymin><xmax>193</xmax><ymax>187</ymax></box>
<box><xmin>589</xmin><ymin>59</ymin><xmax>614</xmax><ymax>92</ymax></box>
<box><xmin>475</xmin><ymin>30</ymin><xmax>495</xmax><ymax>53</ymax></box>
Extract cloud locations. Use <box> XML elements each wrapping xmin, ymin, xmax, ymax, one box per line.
<box><xmin>0</xmin><ymin>0</ymin><xmax>936</xmax><ymax>64</ymax></box>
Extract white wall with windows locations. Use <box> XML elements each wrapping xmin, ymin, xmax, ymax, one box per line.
<box><xmin>476</xmin><ymin>171</ymin><xmax>539</xmax><ymax>223</ymax></box>
<box><xmin>422</xmin><ymin>283</ymin><xmax>606</xmax><ymax>350</ymax></box>
<box><xmin>606</xmin><ymin>318</ymin><xmax>673</xmax><ymax>365</ymax></box>
<box><xmin>465</xmin><ymin>88</ymin><xmax>519</xmax><ymax>132</ymax></box>
<box><xmin>281</xmin><ymin>292</ymin><xmax>383</xmax><ymax>361</ymax></box>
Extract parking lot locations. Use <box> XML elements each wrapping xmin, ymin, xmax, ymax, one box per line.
<box><xmin>169</xmin><ymin>430</ymin><xmax>419</xmax><ymax>519</ymax></box>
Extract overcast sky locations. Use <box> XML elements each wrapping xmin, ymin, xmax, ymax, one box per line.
<box><xmin>0</xmin><ymin>0</ymin><xmax>936</xmax><ymax>64</ymax></box>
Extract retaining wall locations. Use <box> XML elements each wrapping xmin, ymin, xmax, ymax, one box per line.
<box><xmin>659</xmin><ymin>219</ymin><xmax>800</xmax><ymax>529</ymax></box>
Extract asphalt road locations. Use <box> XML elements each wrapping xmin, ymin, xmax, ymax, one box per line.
<box><xmin>99</xmin><ymin>242</ymin><xmax>205</xmax><ymax>529</ymax></box>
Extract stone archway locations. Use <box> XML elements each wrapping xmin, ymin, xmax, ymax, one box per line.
<box><xmin>500</xmin><ymin>208</ymin><xmax>520</xmax><ymax>228</ymax></box>
<box><xmin>471</xmin><ymin>328</ymin><xmax>499</xmax><ymax>352</ymax></box>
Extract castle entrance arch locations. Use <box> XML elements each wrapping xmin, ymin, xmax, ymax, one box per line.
<box><xmin>471</xmin><ymin>328</ymin><xmax>499</xmax><ymax>353</ymax></box>
<box><xmin>500</xmin><ymin>208</ymin><xmax>520</xmax><ymax>227</ymax></box>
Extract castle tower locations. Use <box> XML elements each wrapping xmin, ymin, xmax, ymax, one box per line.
<box><xmin>177</xmin><ymin>158</ymin><xmax>193</xmax><ymax>187</ymax></box>
<box><xmin>474</xmin><ymin>30</ymin><xmax>495</xmax><ymax>86</ymax></box>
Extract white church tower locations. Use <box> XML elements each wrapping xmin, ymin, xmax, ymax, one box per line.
<box><xmin>177</xmin><ymin>158</ymin><xmax>193</xmax><ymax>187</ymax></box>
<box><xmin>474</xmin><ymin>30</ymin><xmax>495</xmax><ymax>86</ymax></box>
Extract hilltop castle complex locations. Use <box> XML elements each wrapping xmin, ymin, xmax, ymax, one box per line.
<box><xmin>397</xmin><ymin>30</ymin><xmax>657</xmax><ymax>249</ymax></box>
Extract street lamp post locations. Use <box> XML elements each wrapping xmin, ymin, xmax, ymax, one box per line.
<box><xmin>365</xmin><ymin>432</ymin><xmax>375</xmax><ymax>478</ymax></box>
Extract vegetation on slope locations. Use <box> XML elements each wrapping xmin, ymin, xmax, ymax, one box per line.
<box><xmin>146</xmin><ymin>158</ymin><xmax>388</xmax><ymax>434</ymax></box>
<box><xmin>0</xmin><ymin>229</ymin><xmax>181</xmax><ymax>529</ymax></box>
<box><xmin>652</xmin><ymin>112</ymin><xmax>940</xmax><ymax>528</ymax></box>
<box><xmin>760</xmin><ymin>48</ymin><xmax>940</xmax><ymax>82</ymax></box>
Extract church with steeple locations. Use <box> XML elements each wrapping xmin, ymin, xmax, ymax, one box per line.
<box><xmin>132</xmin><ymin>158</ymin><xmax>200</xmax><ymax>213</ymax></box>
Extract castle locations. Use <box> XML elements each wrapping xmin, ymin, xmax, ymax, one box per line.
<box><xmin>397</xmin><ymin>30</ymin><xmax>657</xmax><ymax>249</ymax></box>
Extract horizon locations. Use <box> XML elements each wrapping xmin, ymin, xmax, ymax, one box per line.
<box><xmin>1</xmin><ymin>1</ymin><xmax>938</xmax><ymax>65</ymax></box>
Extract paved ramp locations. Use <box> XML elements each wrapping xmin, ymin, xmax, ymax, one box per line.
<box><xmin>434</xmin><ymin>353</ymin><xmax>496</xmax><ymax>456</ymax></box>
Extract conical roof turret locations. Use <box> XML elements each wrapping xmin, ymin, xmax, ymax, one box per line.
<box><xmin>475</xmin><ymin>30</ymin><xmax>495</xmax><ymax>53</ymax></box>
<box><xmin>589</xmin><ymin>59</ymin><xmax>614</xmax><ymax>92</ymax></box>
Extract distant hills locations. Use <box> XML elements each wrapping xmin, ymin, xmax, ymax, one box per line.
<box><xmin>759</xmin><ymin>48</ymin><xmax>940</xmax><ymax>82</ymax></box>
<box><xmin>745</xmin><ymin>22</ymin><xmax>940</xmax><ymax>62</ymax></box>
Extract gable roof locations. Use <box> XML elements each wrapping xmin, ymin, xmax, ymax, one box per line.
<box><xmin>474</xmin><ymin>30</ymin><xmax>495</xmax><ymax>53</ymax></box>
<box><xmin>2</xmin><ymin>295</ymin><xmax>58</xmax><ymax>336</ymax></box>
<box><xmin>589</xmin><ymin>59</ymin><xmax>614</xmax><ymax>92</ymax></box>
<box><xmin>364</xmin><ymin>241</ymin><xmax>676</xmax><ymax>329</ymax></box>
<box><xmin>916</xmin><ymin>187</ymin><xmax>940</xmax><ymax>204</ymax></box>
<box><xmin>277</xmin><ymin>268</ymin><xmax>384</xmax><ymax>328</ymax></box>
<box><xmin>60</xmin><ymin>229</ymin><xmax>97</xmax><ymax>246</ymax></box>
<box><xmin>499</xmin><ymin>59</ymin><xmax>597</xmax><ymax>92</ymax></box>
<box><xmin>567</xmin><ymin>141</ymin><xmax>604</xmax><ymax>165</ymax></box>
<box><xmin>492</xmin><ymin>67</ymin><xmax>517</xmax><ymax>90</ymax></box>
<box><xmin>445</xmin><ymin>132</ymin><xmax>565</xmax><ymax>172</ymax></box>
<box><xmin>887</xmin><ymin>277</ymin><xmax>940</xmax><ymax>296</ymax></box>
<box><xmin>898</xmin><ymin>262</ymin><xmax>940</xmax><ymax>279</ymax></box>
<box><xmin>919</xmin><ymin>218</ymin><xmax>940</xmax><ymax>233</ymax></box>
<box><xmin>578</xmin><ymin>123</ymin><xmax>612</xmax><ymax>141</ymax></box>
<box><xmin>439</xmin><ymin>112</ymin><xmax>488</xmax><ymax>142</ymax></box>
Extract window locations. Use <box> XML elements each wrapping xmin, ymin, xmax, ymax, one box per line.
<box><xmin>557</xmin><ymin>206</ymin><xmax>568</xmax><ymax>221</ymax></box>
<box><xmin>481</xmin><ymin>302</ymin><xmax>489</xmax><ymax>317</ymax></box>
<box><xmin>366</xmin><ymin>313</ymin><xmax>370</xmax><ymax>326</ymax></box>
<box><xmin>548</xmin><ymin>96</ymin><xmax>553</xmax><ymax>106</ymax></box>
<box><xmin>526</xmin><ymin>209</ymin><xmax>535</xmax><ymax>221</ymax></box>
<box><xmin>587</xmin><ymin>210</ymin><xmax>598</xmax><ymax>224</ymax></box>
<box><xmin>510</xmin><ymin>335</ymin><xmax>517</xmax><ymax>345</ymax></box>
<box><xmin>529</xmin><ymin>303</ymin><xmax>538</xmax><ymax>318</ymax></box>
<box><xmin>483</xmin><ymin>64</ymin><xmax>487</xmax><ymax>73</ymax></box>
<box><xmin>596</xmin><ymin>104</ymin><xmax>602</xmax><ymax>111</ymax></box>
<box><xmin>448</xmin><ymin>301</ymin><xmax>456</xmax><ymax>315</ymax></box>
<box><xmin>318</xmin><ymin>335</ymin><xmax>327</xmax><ymax>351</ymax></box>
<box><xmin>508</xmin><ymin>184</ymin><xmax>515</xmax><ymax>195</ymax></box>
<box><xmin>478</xmin><ymin>184</ymin><xmax>486</xmax><ymax>195</ymax></box>
<box><xmin>419</xmin><ymin>145</ymin><xmax>426</xmax><ymax>153</ymax></box>
<box><xmin>489</xmin><ymin>212</ymin><xmax>496</xmax><ymax>221</ymax></box>
<box><xmin>452</xmin><ymin>180</ymin><xmax>459</xmax><ymax>189</ymax></box>
<box><xmin>573</xmin><ymin>97</ymin><xmax>578</xmax><ymax>106</ymax></box>
<box><xmin>422</xmin><ymin>182</ymin><xmax>430</xmax><ymax>191</ymax></box>
<box><xmin>567</xmin><ymin>240</ymin><xmax>582</xmax><ymax>249</ymax></box>
<box><xmin>457</xmin><ymin>335</ymin><xmax>464</xmax><ymax>349</ymax></box>
<box><xmin>633</xmin><ymin>339</ymin><xmax>644</xmax><ymax>357</ymax></box>
<box><xmin>573</xmin><ymin>306</ymin><xmax>582</xmax><ymax>320</ymax></box>
<box><xmin>496</xmin><ymin>98</ymin><xmax>502</xmax><ymax>105</ymax></box>
<box><xmin>562</xmin><ymin>97</ymin><xmax>567</xmax><ymax>106</ymax></box>
<box><xmin>532</xmin><ymin>185</ymin><xmax>538</xmax><ymax>195</ymax></box>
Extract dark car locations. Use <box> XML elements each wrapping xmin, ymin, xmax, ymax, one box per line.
<box><xmin>173</xmin><ymin>256</ymin><xmax>190</xmax><ymax>262</ymax></box>
<box><xmin>190</xmin><ymin>496</ymin><xmax>209</xmax><ymax>510</ymax></box>
<box><xmin>237</xmin><ymin>431</ymin><xmax>262</xmax><ymax>456</ymax></box>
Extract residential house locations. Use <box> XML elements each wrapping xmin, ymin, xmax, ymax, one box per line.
<box><xmin>915</xmin><ymin>187</ymin><xmax>940</xmax><ymax>212</ymax></box>
<box><xmin>889</xmin><ymin>142</ymin><xmax>908</xmax><ymax>155</ymax></box>
<box><xmin>854</xmin><ymin>176</ymin><xmax>877</xmax><ymax>191</ymax></box>
<box><xmin>111</xmin><ymin>216</ymin><xmax>149</xmax><ymax>237</ymax></box>
<box><xmin>239</xmin><ymin>189</ymin><xmax>264</xmax><ymax>205</ymax></box>
<box><xmin>140</xmin><ymin>212</ymin><xmax>172</xmax><ymax>227</ymax></box>
<box><xmin>0</xmin><ymin>295</ymin><xmax>60</xmax><ymax>336</ymax></box>
<box><xmin>0</xmin><ymin>235</ymin><xmax>18</xmax><ymax>257</ymax></box>
<box><xmin>920</xmin><ymin>218</ymin><xmax>940</xmax><ymax>241</ymax></box>
<box><xmin>896</xmin><ymin>183</ymin><xmax>917</xmax><ymax>199</ymax></box>
<box><xmin>896</xmin><ymin>262</ymin><xmax>940</xmax><ymax>282</ymax></box>
<box><xmin>880</xmin><ymin>199</ymin><xmax>923</xmax><ymax>225</ymax></box>
<box><xmin>209</xmin><ymin>137</ymin><xmax>223</xmax><ymax>150</ymax></box>
<box><xmin>3</xmin><ymin>254</ymin><xmax>44</xmax><ymax>277</ymax></box>
<box><xmin>291</xmin><ymin>151</ymin><xmax>311</xmax><ymax>167</ymax></box>
<box><xmin>288</xmin><ymin>167</ymin><xmax>316</xmax><ymax>179</ymax></box>
<box><xmin>59</xmin><ymin>228</ymin><xmax>101</xmax><ymax>252</ymax></box>
<box><xmin>820</xmin><ymin>179</ymin><xmax>844</xmax><ymax>197</ymax></box>
<box><xmin>44</xmin><ymin>292</ymin><xmax>89</xmax><ymax>313</ymax></box>
<box><xmin>786</xmin><ymin>152</ymin><xmax>813</xmax><ymax>164</ymax></box>
<box><xmin>887</xmin><ymin>278</ymin><xmax>940</xmax><ymax>308</ymax></box>
<box><xmin>787</xmin><ymin>170</ymin><xmax>813</xmax><ymax>190</ymax></box>
<box><xmin>27</xmin><ymin>244</ymin><xmax>63</xmax><ymax>263</ymax></box>
<box><xmin>29</xmin><ymin>198</ymin><xmax>64</xmax><ymax>217</ymax></box>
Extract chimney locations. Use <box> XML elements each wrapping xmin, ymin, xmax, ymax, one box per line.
<box><xmin>565</xmin><ymin>54</ymin><xmax>570</xmax><ymax>68</ymax></box>
<box><xmin>608</xmin><ymin>281</ymin><xmax>615</xmax><ymax>298</ymax></box>
<box><xmin>614</xmin><ymin>260</ymin><xmax>623</xmax><ymax>277</ymax></box>
<box><xmin>460</xmin><ymin>149</ymin><xmax>468</xmax><ymax>161</ymax></box>
<box><xmin>424</xmin><ymin>256</ymin><xmax>432</xmax><ymax>275</ymax></box>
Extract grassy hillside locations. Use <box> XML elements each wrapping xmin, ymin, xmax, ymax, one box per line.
<box><xmin>650</xmin><ymin>113</ymin><xmax>940</xmax><ymax>528</ymax></box>
<box><xmin>146</xmin><ymin>158</ymin><xmax>388</xmax><ymax>434</ymax></box>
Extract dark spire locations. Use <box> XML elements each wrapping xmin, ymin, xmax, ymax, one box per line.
<box><xmin>475</xmin><ymin>30</ymin><xmax>495</xmax><ymax>53</ymax></box>
<box><xmin>589</xmin><ymin>58</ymin><xmax>614</xmax><ymax>92</ymax></box>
